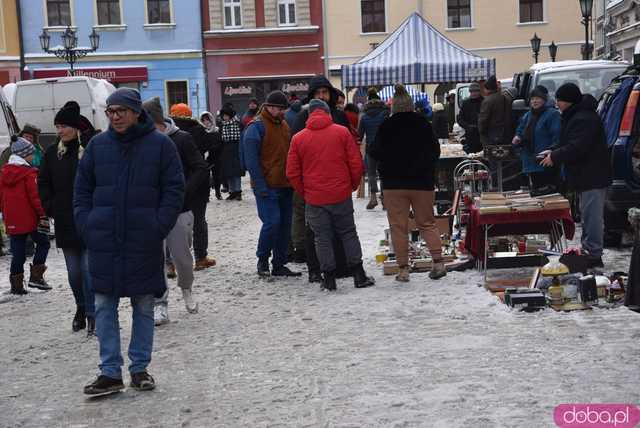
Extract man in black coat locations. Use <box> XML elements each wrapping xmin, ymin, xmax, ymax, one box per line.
<box><xmin>541</xmin><ymin>83</ymin><xmax>612</xmax><ymax>268</ymax></box>
<box><xmin>291</xmin><ymin>75</ymin><xmax>353</xmax><ymax>283</ymax></box>
<box><xmin>457</xmin><ymin>82</ymin><xmax>483</xmax><ymax>153</ymax></box>
<box><xmin>143</xmin><ymin>97</ymin><xmax>209</xmax><ymax>323</ymax></box>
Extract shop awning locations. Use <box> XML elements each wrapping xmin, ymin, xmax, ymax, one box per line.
<box><xmin>341</xmin><ymin>12</ymin><xmax>496</xmax><ymax>87</ymax></box>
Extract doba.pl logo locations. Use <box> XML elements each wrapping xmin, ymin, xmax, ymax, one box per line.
<box><xmin>554</xmin><ymin>404</ymin><xmax>640</xmax><ymax>428</ymax></box>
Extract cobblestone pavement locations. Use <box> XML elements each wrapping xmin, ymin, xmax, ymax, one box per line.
<box><xmin>1</xmin><ymin>183</ymin><xmax>638</xmax><ymax>428</ymax></box>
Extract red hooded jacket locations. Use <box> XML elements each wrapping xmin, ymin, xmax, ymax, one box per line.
<box><xmin>286</xmin><ymin>110</ymin><xmax>364</xmax><ymax>206</ymax></box>
<box><xmin>0</xmin><ymin>156</ymin><xmax>46</xmax><ymax>235</ymax></box>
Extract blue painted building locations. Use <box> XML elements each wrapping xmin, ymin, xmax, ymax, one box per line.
<box><xmin>20</xmin><ymin>0</ymin><xmax>207</xmax><ymax>116</ymax></box>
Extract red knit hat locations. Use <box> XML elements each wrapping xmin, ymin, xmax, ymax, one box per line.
<box><xmin>170</xmin><ymin>103</ymin><xmax>192</xmax><ymax>118</ymax></box>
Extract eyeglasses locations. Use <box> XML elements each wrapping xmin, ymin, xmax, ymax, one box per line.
<box><xmin>105</xmin><ymin>107</ymin><xmax>130</xmax><ymax>118</ymax></box>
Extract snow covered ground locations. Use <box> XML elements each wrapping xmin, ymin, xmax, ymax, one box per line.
<box><xmin>1</xmin><ymin>180</ymin><xmax>638</xmax><ymax>428</ymax></box>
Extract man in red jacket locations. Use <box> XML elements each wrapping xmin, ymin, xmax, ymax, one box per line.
<box><xmin>0</xmin><ymin>136</ymin><xmax>51</xmax><ymax>294</ymax></box>
<box><xmin>286</xmin><ymin>99</ymin><xmax>375</xmax><ymax>291</ymax></box>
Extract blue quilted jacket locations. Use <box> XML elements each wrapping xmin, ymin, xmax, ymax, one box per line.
<box><xmin>74</xmin><ymin>110</ymin><xmax>185</xmax><ymax>297</ymax></box>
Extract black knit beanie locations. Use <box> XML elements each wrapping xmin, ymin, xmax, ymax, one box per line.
<box><xmin>54</xmin><ymin>101</ymin><xmax>81</xmax><ymax>128</ymax></box>
<box><xmin>555</xmin><ymin>83</ymin><xmax>582</xmax><ymax>104</ymax></box>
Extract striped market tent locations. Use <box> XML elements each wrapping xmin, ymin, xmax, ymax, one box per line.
<box><xmin>377</xmin><ymin>85</ymin><xmax>428</xmax><ymax>103</ymax></box>
<box><xmin>341</xmin><ymin>12</ymin><xmax>496</xmax><ymax>88</ymax></box>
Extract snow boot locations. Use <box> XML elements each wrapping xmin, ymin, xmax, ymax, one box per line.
<box><xmin>395</xmin><ymin>266</ymin><xmax>410</xmax><ymax>283</ymax></box>
<box><xmin>429</xmin><ymin>261</ymin><xmax>447</xmax><ymax>280</ymax></box>
<box><xmin>72</xmin><ymin>307</ymin><xmax>86</xmax><ymax>332</ymax></box>
<box><xmin>366</xmin><ymin>193</ymin><xmax>378</xmax><ymax>210</ymax></box>
<box><xmin>321</xmin><ymin>271</ymin><xmax>337</xmax><ymax>291</ymax></box>
<box><xmin>194</xmin><ymin>257</ymin><xmax>216</xmax><ymax>271</ymax></box>
<box><xmin>84</xmin><ymin>375</ymin><xmax>125</xmax><ymax>396</ymax></box>
<box><xmin>9</xmin><ymin>273</ymin><xmax>27</xmax><ymax>295</ymax></box>
<box><xmin>86</xmin><ymin>316</ymin><xmax>96</xmax><ymax>337</ymax></box>
<box><xmin>28</xmin><ymin>264</ymin><xmax>52</xmax><ymax>291</ymax></box>
<box><xmin>352</xmin><ymin>263</ymin><xmax>375</xmax><ymax>288</ymax></box>
<box><xmin>257</xmin><ymin>258</ymin><xmax>271</xmax><ymax>277</ymax></box>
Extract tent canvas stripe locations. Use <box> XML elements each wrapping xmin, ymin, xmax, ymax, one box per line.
<box><xmin>342</xmin><ymin>12</ymin><xmax>496</xmax><ymax>87</ymax></box>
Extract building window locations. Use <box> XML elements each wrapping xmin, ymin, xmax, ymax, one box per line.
<box><xmin>166</xmin><ymin>81</ymin><xmax>189</xmax><ymax>109</ymax></box>
<box><xmin>361</xmin><ymin>0</ymin><xmax>385</xmax><ymax>33</ymax></box>
<box><xmin>97</xmin><ymin>0</ymin><xmax>121</xmax><ymax>25</ymax></box>
<box><xmin>447</xmin><ymin>0</ymin><xmax>471</xmax><ymax>28</ymax></box>
<box><xmin>46</xmin><ymin>0</ymin><xmax>71</xmax><ymax>27</ymax></box>
<box><xmin>278</xmin><ymin>0</ymin><xmax>296</xmax><ymax>26</ymax></box>
<box><xmin>147</xmin><ymin>0</ymin><xmax>171</xmax><ymax>24</ymax></box>
<box><xmin>519</xmin><ymin>0</ymin><xmax>543</xmax><ymax>23</ymax></box>
<box><xmin>224</xmin><ymin>0</ymin><xmax>242</xmax><ymax>28</ymax></box>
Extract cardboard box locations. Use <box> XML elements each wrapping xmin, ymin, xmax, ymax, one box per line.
<box><xmin>383</xmin><ymin>261</ymin><xmax>400</xmax><ymax>275</ymax></box>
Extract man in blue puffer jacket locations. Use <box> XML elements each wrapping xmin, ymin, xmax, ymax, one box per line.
<box><xmin>74</xmin><ymin>88</ymin><xmax>185</xmax><ymax>396</ymax></box>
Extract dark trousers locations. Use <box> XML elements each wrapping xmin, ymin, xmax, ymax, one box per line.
<box><xmin>62</xmin><ymin>247</ymin><xmax>95</xmax><ymax>316</ymax></box>
<box><xmin>305</xmin><ymin>225</ymin><xmax>349</xmax><ymax>276</ymax></box>
<box><xmin>305</xmin><ymin>198</ymin><xmax>363</xmax><ymax>273</ymax></box>
<box><xmin>254</xmin><ymin>187</ymin><xmax>293</xmax><ymax>268</ymax></box>
<box><xmin>192</xmin><ymin>199</ymin><xmax>209</xmax><ymax>260</ymax></box>
<box><xmin>9</xmin><ymin>231</ymin><xmax>50</xmax><ymax>275</ymax></box>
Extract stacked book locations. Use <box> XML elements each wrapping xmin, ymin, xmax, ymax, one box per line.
<box><xmin>475</xmin><ymin>193</ymin><xmax>511</xmax><ymax>214</ymax></box>
<box><xmin>538</xmin><ymin>193</ymin><xmax>571</xmax><ymax>210</ymax></box>
<box><xmin>475</xmin><ymin>192</ymin><xmax>571</xmax><ymax>214</ymax></box>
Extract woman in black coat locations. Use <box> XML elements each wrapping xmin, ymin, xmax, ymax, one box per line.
<box><xmin>38</xmin><ymin>102</ymin><xmax>98</xmax><ymax>335</ymax></box>
<box><xmin>218</xmin><ymin>104</ymin><xmax>244</xmax><ymax>200</ymax></box>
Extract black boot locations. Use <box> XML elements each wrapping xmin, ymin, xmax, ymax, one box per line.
<box><xmin>86</xmin><ymin>316</ymin><xmax>96</xmax><ymax>337</ymax></box>
<box><xmin>257</xmin><ymin>258</ymin><xmax>270</xmax><ymax>277</ymax></box>
<box><xmin>73</xmin><ymin>307</ymin><xmax>86</xmax><ymax>332</ymax></box>
<box><xmin>352</xmin><ymin>263</ymin><xmax>375</xmax><ymax>288</ymax></box>
<box><xmin>272</xmin><ymin>265</ymin><xmax>302</xmax><ymax>277</ymax></box>
<box><xmin>321</xmin><ymin>271</ymin><xmax>337</xmax><ymax>291</ymax></box>
<box><xmin>308</xmin><ymin>270</ymin><xmax>323</xmax><ymax>283</ymax></box>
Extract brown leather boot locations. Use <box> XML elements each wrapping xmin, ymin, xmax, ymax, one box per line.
<box><xmin>194</xmin><ymin>257</ymin><xmax>216</xmax><ymax>271</ymax></box>
<box><xmin>28</xmin><ymin>264</ymin><xmax>52</xmax><ymax>290</ymax></box>
<box><xmin>10</xmin><ymin>273</ymin><xmax>27</xmax><ymax>295</ymax></box>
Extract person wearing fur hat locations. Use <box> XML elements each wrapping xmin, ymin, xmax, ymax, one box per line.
<box><xmin>38</xmin><ymin>101</ymin><xmax>99</xmax><ymax>334</ymax></box>
<box><xmin>358</xmin><ymin>87</ymin><xmax>390</xmax><ymax>210</ymax></box>
<box><xmin>540</xmin><ymin>83</ymin><xmax>611</xmax><ymax>268</ymax></box>
<box><xmin>218</xmin><ymin>103</ymin><xmax>244</xmax><ymax>201</ymax></box>
<box><xmin>478</xmin><ymin>75</ymin><xmax>514</xmax><ymax>147</ymax></box>
<box><xmin>0</xmin><ymin>136</ymin><xmax>51</xmax><ymax>295</ymax></box>
<box><xmin>243</xmin><ymin>90</ymin><xmax>301</xmax><ymax>278</ymax></box>
<box><xmin>432</xmin><ymin>102</ymin><xmax>449</xmax><ymax>144</ymax></box>
<box><xmin>169</xmin><ymin>102</ymin><xmax>219</xmax><ymax>271</ymax></box>
<box><xmin>143</xmin><ymin>96</ymin><xmax>208</xmax><ymax>323</ymax></box>
<box><xmin>512</xmin><ymin>85</ymin><xmax>561</xmax><ymax>192</ymax></box>
<box><xmin>369</xmin><ymin>84</ymin><xmax>446</xmax><ymax>283</ymax></box>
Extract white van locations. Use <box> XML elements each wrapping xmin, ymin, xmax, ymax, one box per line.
<box><xmin>3</xmin><ymin>76</ymin><xmax>115</xmax><ymax>148</ymax></box>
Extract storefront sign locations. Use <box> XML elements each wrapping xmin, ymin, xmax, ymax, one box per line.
<box><xmin>281</xmin><ymin>82</ymin><xmax>309</xmax><ymax>93</ymax></box>
<box><xmin>224</xmin><ymin>85</ymin><xmax>253</xmax><ymax>96</ymax></box>
<box><xmin>33</xmin><ymin>66</ymin><xmax>148</xmax><ymax>83</ymax></box>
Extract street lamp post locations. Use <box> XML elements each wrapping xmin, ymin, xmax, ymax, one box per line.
<box><xmin>530</xmin><ymin>33</ymin><xmax>542</xmax><ymax>63</ymax></box>
<box><xmin>549</xmin><ymin>41</ymin><xmax>558</xmax><ymax>62</ymax></box>
<box><xmin>579</xmin><ymin>0</ymin><xmax>594</xmax><ymax>60</ymax></box>
<box><xmin>39</xmin><ymin>26</ymin><xmax>100</xmax><ymax>75</ymax></box>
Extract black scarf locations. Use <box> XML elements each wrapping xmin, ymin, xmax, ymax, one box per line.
<box><xmin>522</xmin><ymin>106</ymin><xmax>546</xmax><ymax>153</ymax></box>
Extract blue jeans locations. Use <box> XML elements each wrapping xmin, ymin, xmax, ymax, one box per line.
<box><xmin>254</xmin><ymin>187</ymin><xmax>293</xmax><ymax>268</ymax></box>
<box><xmin>94</xmin><ymin>293</ymin><xmax>155</xmax><ymax>379</ymax></box>
<box><xmin>9</xmin><ymin>231</ymin><xmax>50</xmax><ymax>275</ymax></box>
<box><xmin>228</xmin><ymin>176</ymin><xmax>242</xmax><ymax>193</ymax></box>
<box><xmin>579</xmin><ymin>187</ymin><xmax>607</xmax><ymax>258</ymax></box>
<box><xmin>62</xmin><ymin>248</ymin><xmax>95</xmax><ymax>316</ymax></box>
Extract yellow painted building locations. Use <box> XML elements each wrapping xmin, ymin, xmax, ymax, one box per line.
<box><xmin>324</xmin><ymin>0</ymin><xmax>586</xmax><ymax>92</ymax></box>
<box><xmin>0</xmin><ymin>0</ymin><xmax>21</xmax><ymax>84</ymax></box>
